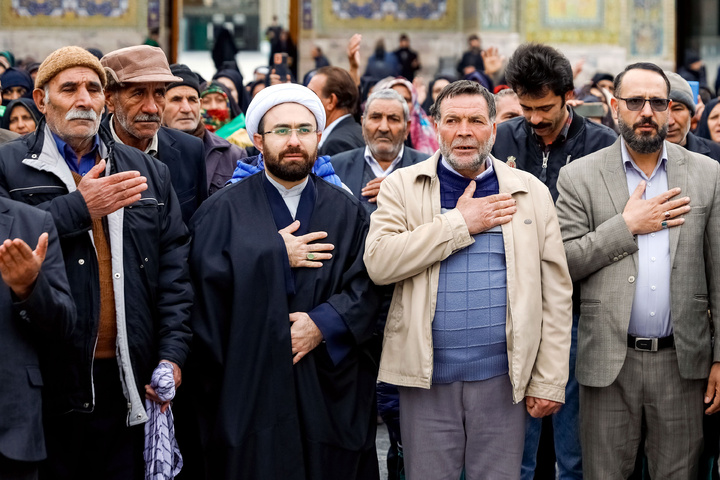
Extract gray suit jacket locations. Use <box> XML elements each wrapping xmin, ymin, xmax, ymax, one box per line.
<box><xmin>556</xmin><ymin>139</ymin><xmax>720</xmax><ymax>387</ymax></box>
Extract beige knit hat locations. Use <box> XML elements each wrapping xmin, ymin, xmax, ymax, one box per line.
<box><xmin>35</xmin><ymin>46</ymin><xmax>107</xmax><ymax>90</ymax></box>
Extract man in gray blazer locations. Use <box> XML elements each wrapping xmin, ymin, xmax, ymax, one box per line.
<box><xmin>556</xmin><ymin>62</ymin><xmax>720</xmax><ymax>479</ymax></box>
<box><xmin>331</xmin><ymin>88</ymin><xmax>428</xmax><ymax>213</ymax></box>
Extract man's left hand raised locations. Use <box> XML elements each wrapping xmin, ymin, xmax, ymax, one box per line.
<box><xmin>290</xmin><ymin>312</ymin><xmax>323</xmax><ymax>364</ymax></box>
<box><xmin>526</xmin><ymin>396</ymin><xmax>562</xmax><ymax>418</ymax></box>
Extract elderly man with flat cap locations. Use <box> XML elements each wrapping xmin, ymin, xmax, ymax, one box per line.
<box><xmin>187</xmin><ymin>83</ymin><xmax>383</xmax><ymax>480</ymax></box>
<box><xmin>101</xmin><ymin>45</ymin><xmax>207</xmax><ymax>223</ymax></box>
<box><xmin>0</xmin><ymin>46</ymin><xmax>193</xmax><ymax>480</ymax></box>
<box><xmin>161</xmin><ymin>63</ymin><xmax>247</xmax><ymax>195</ymax></box>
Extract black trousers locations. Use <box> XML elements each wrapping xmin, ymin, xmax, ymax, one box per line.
<box><xmin>40</xmin><ymin>359</ymin><xmax>144</xmax><ymax>480</ymax></box>
<box><xmin>0</xmin><ymin>455</ymin><xmax>38</xmax><ymax>480</ymax></box>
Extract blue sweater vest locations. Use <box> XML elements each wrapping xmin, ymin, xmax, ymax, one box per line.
<box><xmin>432</xmin><ymin>160</ymin><xmax>509</xmax><ymax>384</ymax></box>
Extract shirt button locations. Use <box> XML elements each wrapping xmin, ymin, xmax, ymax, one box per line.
<box><xmin>650</xmin><ymin>233</ymin><xmax>655</xmax><ymax>237</ymax></box>
<box><xmin>648</xmin><ymin>182</ymin><xmax>652</xmax><ymax>186</ymax></box>
<box><xmin>628</xmin><ymin>276</ymin><xmax>636</xmax><ymax>283</ymax></box>
<box><xmin>651</xmin><ymin>257</ymin><xmax>656</xmax><ymax>262</ymax></box>
<box><xmin>651</xmin><ymin>286</ymin><xmax>656</xmax><ymax>290</ymax></box>
<box><xmin>78</xmin><ymin>259</ymin><xmax>85</xmax><ymax>265</ymax></box>
<box><xmin>83</xmin><ymin>402</ymin><xmax>90</xmax><ymax>408</ymax></box>
<box><xmin>613</xmin><ymin>256</ymin><xmax>619</xmax><ymax>261</ymax></box>
<box><xmin>650</xmin><ymin>312</ymin><xmax>655</xmax><ymax>316</ymax></box>
<box><xmin>623</xmin><ymin>252</ymin><xmax>629</xmax><ymax>257</ymax></box>
<box><xmin>114</xmin><ymin>273</ymin><xmax>121</xmax><ymax>279</ymax></box>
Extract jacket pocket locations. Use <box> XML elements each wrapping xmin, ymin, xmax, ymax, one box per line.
<box><xmin>11</xmin><ymin>185</ymin><xmax>65</xmax><ymax>206</ymax></box>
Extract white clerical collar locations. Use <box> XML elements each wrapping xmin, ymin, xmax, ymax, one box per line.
<box><xmin>264</xmin><ymin>170</ymin><xmax>308</xmax><ymax>219</ymax></box>
<box><xmin>318</xmin><ymin>113</ymin><xmax>352</xmax><ymax>148</ymax></box>
<box><xmin>363</xmin><ymin>145</ymin><xmax>404</xmax><ymax>178</ymax></box>
<box><xmin>109</xmin><ymin>114</ymin><xmax>159</xmax><ymax>157</ymax></box>
<box><xmin>440</xmin><ymin>155</ymin><xmax>494</xmax><ymax>180</ymax></box>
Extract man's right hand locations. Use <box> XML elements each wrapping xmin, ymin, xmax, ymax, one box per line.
<box><xmin>622</xmin><ymin>181</ymin><xmax>690</xmax><ymax>235</ymax></box>
<box><xmin>77</xmin><ymin>160</ymin><xmax>148</xmax><ymax>219</ymax></box>
<box><xmin>278</xmin><ymin>220</ymin><xmax>334</xmax><ymax>268</ymax></box>
<box><xmin>455</xmin><ymin>181</ymin><xmax>516</xmax><ymax>235</ymax></box>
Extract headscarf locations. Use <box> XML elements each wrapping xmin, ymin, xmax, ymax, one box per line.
<box><xmin>376</xmin><ymin>77</ymin><xmax>439</xmax><ymax>155</ymax></box>
<box><xmin>0</xmin><ymin>97</ymin><xmax>42</xmax><ymax>132</ymax></box>
<box><xmin>201</xmin><ymin>82</ymin><xmax>231</xmax><ymax>132</ymax></box>
<box><xmin>421</xmin><ymin>75</ymin><xmax>456</xmax><ymax>114</ymax></box>
<box><xmin>0</xmin><ymin>67</ymin><xmax>34</xmax><ymax>102</ymax></box>
<box><xmin>213</xmin><ymin>69</ymin><xmax>250</xmax><ymax>114</ymax></box>
<box><xmin>696</xmin><ymin>97</ymin><xmax>720</xmax><ymax>142</ymax></box>
<box><xmin>244</xmin><ymin>83</ymin><xmax>326</xmax><ymax>138</ymax></box>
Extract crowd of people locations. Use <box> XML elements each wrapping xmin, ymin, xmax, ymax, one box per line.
<box><xmin>0</xmin><ymin>30</ymin><xmax>720</xmax><ymax>480</ymax></box>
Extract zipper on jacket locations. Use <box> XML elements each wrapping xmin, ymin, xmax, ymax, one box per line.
<box><xmin>539</xmin><ymin>151</ymin><xmax>549</xmax><ymax>184</ymax></box>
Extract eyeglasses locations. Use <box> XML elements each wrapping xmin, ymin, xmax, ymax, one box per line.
<box><xmin>617</xmin><ymin>97</ymin><xmax>670</xmax><ymax>112</ymax></box>
<box><xmin>262</xmin><ymin>126</ymin><xmax>317</xmax><ymax>137</ymax></box>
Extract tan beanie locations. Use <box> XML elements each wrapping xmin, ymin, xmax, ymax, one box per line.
<box><xmin>35</xmin><ymin>46</ymin><xmax>107</xmax><ymax>90</ymax></box>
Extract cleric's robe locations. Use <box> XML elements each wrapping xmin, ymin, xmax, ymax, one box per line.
<box><xmin>188</xmin><ymin>171</ymin><xmax>382</xmax><ymax>480</ymax></box>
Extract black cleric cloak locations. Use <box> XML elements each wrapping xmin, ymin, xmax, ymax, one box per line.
<box><xmin>187</xmin><ymin>171</ymin><xmax>382</xmax><ymax>480</ymax></box>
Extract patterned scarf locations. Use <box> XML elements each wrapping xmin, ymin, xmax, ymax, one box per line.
<box><xmin>144</xmin><ymin>362</ymin><xmax>182</xmax><ymax>480</ymax></box>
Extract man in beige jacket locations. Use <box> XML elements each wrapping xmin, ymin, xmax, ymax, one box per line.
<box><xmin>364</xmin><ymin>80</ymin><xmax>573</xmax><ymax>480</ymax></box>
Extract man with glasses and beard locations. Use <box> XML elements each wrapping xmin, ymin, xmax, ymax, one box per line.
<box><xmin>100</xmin><ymin>46</ymin><xmax>207</xmax><ymax>224</ymax></box>
<box><xmin>187</xmin><ymin>83</ymin><xmax>383</xmax><ymax>480</ymax></box>
<box><xmin>555</xmin><ymin>63</ymin><xmax>720</xmax><ymax>479</ymax></box>
<box><xmin>364</xmin><ymin>80</ymin><xmax>573</xmax><ymax>479</ymax></box>
<box><xmin>0</xmin><ymin>46</ymin><xmax>193</xmax><ymax>479</ymax></box>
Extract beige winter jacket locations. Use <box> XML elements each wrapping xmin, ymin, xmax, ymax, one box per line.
<box><xmin>364</xmin><ymin>151</ymin><xmax>573</xmax><ymax>403</ymax></box>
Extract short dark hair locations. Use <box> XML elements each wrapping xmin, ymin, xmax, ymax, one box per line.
<box><xmin>505</xmin><ymin>43</ymin><xmax>574</xmax><ymax>98</ymax></box>
<box><xmin>399</xmin><ymin>33</ymin><xmax>409</xmax><ymax>42</ymax></box>
<box><xmin>613</xmin><ymin>62</ymin><xmax>670</xmax><ymax>98</ymax></box>
<box><xmin>315</xmin><ymin>66</ymin><xmax>358</xmax><ymax>115</ymax></box>
<box><xmin>468</xmin><ymin>34</ymin><xmax>479</xmax><ymax>43</ymax></box>
<box><xmin>429</xmin><ymin>80</ymin><xmax>496</xmax><ymax>123</ymax></box>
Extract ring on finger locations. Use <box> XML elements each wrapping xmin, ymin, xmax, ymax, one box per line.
<box><xmin>664</xmin><ymin>211</ymin><xmax>670</xmax><ymax>219</ymax></box>
<box><xmin>306</xmin><ymin>253</ymin><xmax>316</xmax><ymax>260</ymax></box>
<box><xmin>661</xmin><ymin>221</ymin><xmax>668</xmax><ymax>229</ymax></box>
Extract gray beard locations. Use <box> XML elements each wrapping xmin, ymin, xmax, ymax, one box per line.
<box><xmin>439</xmin><ymin>133</ymin><xmax>495</xmax><ymax>173</ymax></box>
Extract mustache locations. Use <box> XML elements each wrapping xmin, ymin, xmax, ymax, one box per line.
<box><xmin>634</xmin><ymin>117</ymin><xmax>658</xmax><ymax>130</ymax></box>
<box><xmin>135</xmin><ymin>113</ymin><xmax>162</xmax><ymax>123</ymax></box>
<box><xmin>65</xmin><ymin>109</ymin><xmax>98</xmax><ymax>121</ymax></box>
<box><xmin>527</xmin><ymin>120</ymin><xmax>552</xmax><ymax>130</ymax></box>
<box><xmin>280</xmin><ymin>146</ymin><xmax>307</xmax><ymax>156</ymax></box>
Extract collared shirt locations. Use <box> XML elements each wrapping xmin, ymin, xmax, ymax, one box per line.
<box><xmin>264</xmin><ymin>170</ymin><xmax>308</xmax><ymax>219</ymax></box>
<box><xmin>363</xmin><ymin>145</ymin><xmax>404</xmax><ymax>178</ymax></box>
<box><xmin>51</xmin><ymin>131</ymin><xmax>101</xmax><ymax>176</ymax></box>
<box><xmin>622</xmin><ymin>140</ymin><xmax>672</xmax><ymax>338</ymax></box>
<box><xmin>440</xmin><ymin>155</ymin><xmax>495</xmax><ymax>182</ymax></box>
<box><xmin>533</xmin><ymin>106</ymin><xmax>573</xmax><ymax>152</ymax></box>
<box><xmin>318</xmin><ymin>113</ymin><xmax>352</xmax><ymax>148</ymax></box>
<box><xmin>109</xmin><ymin>114</ymin><xmax>159</xmax><ymax>157</ymax></box>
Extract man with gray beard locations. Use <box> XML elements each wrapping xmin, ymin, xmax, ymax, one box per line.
<box><xmin>100</xmin><ymin>46</ymin><xmax>207</xmax><ymax>224</ymax></box>
<box><xmin>364</xmin><ymin>80</ymin><xmax>573</xmax><ymax>479</ymax></box>
<box><xmin>555</xmin><ymin>63</ymin><xmax>720</xmax><ymax>479</ymax></box>
<box><xmin>0</xmin><ymin>46</ymin><xmax>193</xmax><ymax>480</ymax></box>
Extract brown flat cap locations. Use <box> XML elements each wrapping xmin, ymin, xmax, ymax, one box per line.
<box><xmin>101</xmin><ymin>45</ymin><xmax>182</xmax><ymax>84</ymax></box>
<box><xmin>35</xmin><ymin>46</ymin><xmax>107</xmax><ymax>90</ymax></box>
